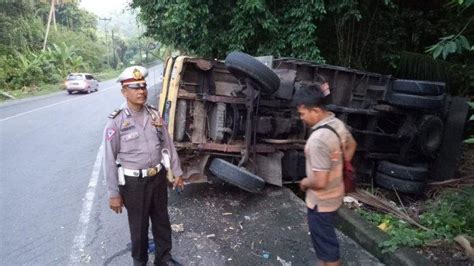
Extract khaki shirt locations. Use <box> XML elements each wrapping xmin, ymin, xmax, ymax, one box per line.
<box><xmin>304</xmin><ymin>112</ymin><xmax>353</xmax><ymax>212</ymax></box>
<box><xmin>103</xmin><ymin>104</ymin><xmax>183</xmax><ymax>198</ymax></box>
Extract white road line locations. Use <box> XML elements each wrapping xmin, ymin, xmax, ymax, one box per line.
<box><xmin>69</xmin><ymin>143</ymin><xmax>104</xmax><ymax>265</ymax></box>
<box><xmin>0</xmin><ymin>86</ymin><xmax>115</xmax><ymax>122</ymax></box>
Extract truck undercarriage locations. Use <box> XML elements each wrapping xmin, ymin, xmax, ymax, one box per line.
<box><xmin>159</xmin><ymin>52</ymin><xmax>471</xmax><ymax>194</ymax></box>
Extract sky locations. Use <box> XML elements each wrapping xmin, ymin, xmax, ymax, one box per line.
<box><xmin>79</xmin><ymin>0</ymin><xmax>130</xmax><ymax>17</ymax></box>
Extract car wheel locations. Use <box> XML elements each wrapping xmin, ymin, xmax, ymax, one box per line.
<box><xmin>67</xmin><ymin>90</ymin><xmax>72</xmax><ymax>95</ymax></box>
<box><xmin>387</xmin><ymin>92</ymin><xmax>445</xmax><ymax>110</ymax></box>
<box><xmin>377</xmin><ymin>161</ymin><xmax>428</xmax><ymax>182</ymax></box>
<box><xmin>391</xmin><ymin>79</ymin><xmax>445</xmax><ymax>96</ymax></box>
<box><xmin>225</xmin><ymin>51</ymin><xmax>280</xmax><ymax>95</ymax></box>
<box><xmin>375</xmin><ymin>172</ymin><xmax>425</xmax><ymax>194</ymax></box>
<box><xmin>209</xmin><ymin>158</ymin><xmax>265</xmax><ymax>193</ymax></box>
<box><xmin>431</xmin><ymin>96</ymin><xmax>470</xmax><ymax>181</ymax></box>
<box><xmin>417</xmin><ymin>115</ymin><xmax>443</xmax><ymax>157</ymax></box>
<box><xmin>86</xmin><ymin>87</ymin><xmax>91</xmax><ymax>94</ymax></box>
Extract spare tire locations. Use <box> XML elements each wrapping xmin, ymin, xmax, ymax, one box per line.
<box><xmin>391</xmin><ymin>79</ymin><xmax>445</xmax><ymax>96</ymax></box>
<box><xmin>375</xmin><ymin>172</ymin><xmax>426</xmax><ymax>194</ymax></box>
<box><xmin>209</xmin><ymin>158</ymin><xmax>265</xmax><ymax>193</ymax></box>
<box><xmin>225</xmin><ymin>51</ymin><xmax>280</xmax><ymax>94</ymax></box>
<box><xmin>417</xmin><ymin>115</ymin><xmax>444</xmax><ymax>157</ymax></box>
<box><xmin>377</xmin><ymin>161</ymin><xmax>428</xmax><ymax>181</ymax></box>
<box><xmin>387</xmin><ymin>92</ymin><xmax>445</xmax><ymax>110</ymax></box>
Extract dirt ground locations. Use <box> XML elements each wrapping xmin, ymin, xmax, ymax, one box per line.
<box><xmin>164</xmin><ymin>179</ymin><xmax>382</xmax><ymax>266</ymax></box>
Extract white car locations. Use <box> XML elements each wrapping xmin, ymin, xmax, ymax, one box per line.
<box><xmin>65</xmin><ymin>73</ymin><xmax>99</xmax><ymax>94</ymax></box>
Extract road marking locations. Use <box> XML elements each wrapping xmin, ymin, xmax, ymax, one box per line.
<box><xmin>69</xmin><ymin>143</ymin><xmax>104</xmax><ymax>264</ymax></box>
<box><xmin>0</xmin><ymin>86</ymin><xmax>115</xmax><ymax>122</ymax></box>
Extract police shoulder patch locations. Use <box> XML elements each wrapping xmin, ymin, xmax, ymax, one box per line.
<box><xmin>108</xmin><ymin>108</ymin><xmax>122</xmax><ymax>119</ymax></box>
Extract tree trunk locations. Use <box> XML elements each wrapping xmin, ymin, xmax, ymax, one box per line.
<box><xmin>52</xmin><ymin>2</ymin><xmax>57</xmax><ymax>31</ymax></box>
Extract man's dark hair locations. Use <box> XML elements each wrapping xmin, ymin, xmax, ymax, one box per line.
<box><xmin>292</xmin><ymin>84</ymin><xmax>327</xmax><ymax>109</ymax></box>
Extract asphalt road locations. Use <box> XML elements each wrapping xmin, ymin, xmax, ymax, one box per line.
<box><xmin>0</xmin><ymin>63</ymin><xmax>381</xmax><ymax>265</ymax></box>
<box><xmin>0</xmin><ymin>65</ymin><xmax>163</xmax><ymax>265</ymax></box>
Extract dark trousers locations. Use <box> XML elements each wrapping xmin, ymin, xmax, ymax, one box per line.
<box><xmin>307</xmin><ymin>207</ymin><xmax>340</xmax><ymax>262</ymax></box>
<box><xmin>120</xmin><ymin>169</ymin><xmax>171</xmax><ymax>265</ymax></box>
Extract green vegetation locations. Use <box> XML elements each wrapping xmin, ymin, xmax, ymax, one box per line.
<box><xmin>356</xmin><ymin>187</ymin><xmax>474</xmax><ymax>252</ymax></box>
<box><xmin>132</xmin><ymin>0</ymin><xmax>473</xmax><ymax>96</ymax></box>
<box><xmin>0</xmin><ymin>1</ymin><xmax>161</xmax><ymax>99</ymax></box>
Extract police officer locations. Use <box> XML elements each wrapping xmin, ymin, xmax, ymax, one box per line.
<box><xmin>103</xmin><ymin>66</ymin><xmax>184</xmax><ymax>266</ymax></box>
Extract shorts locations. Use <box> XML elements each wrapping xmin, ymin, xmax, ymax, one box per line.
<box><xmin>307</xmin><ymin>207</ymin><xmax>340</xmax><ymax>262</ymax></box>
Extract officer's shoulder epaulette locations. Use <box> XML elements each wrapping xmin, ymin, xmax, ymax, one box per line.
<box><xmin>108</xmin><ymin>108</ymin><xmax>122</xmax><ymax>119</ymax></box>
<box><xmin>146</xmin><ymin>103</ymin><xmax>158</xmax><ymax>111</ymax></box>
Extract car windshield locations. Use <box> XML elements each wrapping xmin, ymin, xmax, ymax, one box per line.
<box><xmin>67</xmin><ymin>75</ymin><xmax>85</xmax><ymax>80</ymax></box>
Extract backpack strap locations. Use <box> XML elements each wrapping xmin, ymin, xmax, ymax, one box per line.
<box><xmin>312</xmin><ymin>124</ymin><xmax>344</xmax><ymax>157</ymax></box>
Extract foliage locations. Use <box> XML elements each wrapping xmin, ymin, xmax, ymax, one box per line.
<box><xmin>357</xmin><ymin>187</ymin><xmax>474</xmax><ymax>252</ymax></box>
<box><xmin>426</xmin><ymin>0</ymin><xmax>473</xmax><ymax>60</ymax></box>
<box><xmin>0</xmin><ymin>1</ymin><xmax>108</xmax><ymax>92</ymax></box>
<box><xmin>131</xmin><ymin>0</ymin><xmax>326</xmax><ymax>61</ymax></box>
<box><xmin>426</xmin><ymin>34</ymin><xmax>472</xmax><ymax>60</ymax></box>
<box><xmin>131</xmin><ymin>0</ymin><xmax>473</xmax><ymax>97</ymax></box>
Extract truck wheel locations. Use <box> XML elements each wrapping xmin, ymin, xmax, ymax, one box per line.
<box><xmin>431</xmin><ymin>96</ymin><xmax>470</xmax><ymax>181</ymax></box>
<box><xmin>417</xmin><ymin>115</ymin><xmax>443</xmax><ymax>157</ymax></box>
<box><xmin>209</xmin><ymin>158</ymin><xmax>265</xmax><ymax>193</ymax></box>
<box><xmin>225</xmin><ymin>51</ymin><xmax>280</xmax><ymax>94</ymax></box>
<box><xmin>377</xmin><ymin>161</ymin><xmax>428</xmax><ymax>181</ymax></box>
<box><xmin>387</xmin><ymin>92</ymin><xmax>445</xmax><ymax>110</ymax></box>
<box><xmin>391</xmin><ymin>79</ymin><xmax>445</xmax><ymax>96</ymax></box>
<box><xmin>375</xmin><ymin>172</ymin><xmax>425</xmax><ymax>194</ymax></box>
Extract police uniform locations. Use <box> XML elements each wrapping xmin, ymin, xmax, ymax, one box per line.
<box><xmin>103</xmin><ymin>66</ymin><xmax>183</xmax><ymax>266</ymax></box>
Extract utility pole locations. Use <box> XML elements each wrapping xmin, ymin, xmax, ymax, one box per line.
<box><xmin>111</xmin><ymin>29</ymin><xmax>116</xmax><ymax>69</ymax></box>
<box><xmin>98</xmin><ymin>17</ymin><xmax>112</xmax><ymax>67</ymax></box>
<box><xmin>43</xmin><ymin>0</ymin><xmax>55</xmax><ymax>51</ymax></box>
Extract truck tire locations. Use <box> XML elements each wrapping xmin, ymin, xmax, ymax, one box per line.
<box><xmin>391</xmin><ymin>79</ymin><xmax>445</xmax><ymax>96</ymax></box>
<box><xmin>377</xmin><ymin>161</ymin><xmax>428</xmax><ymax>181</ymax></box>
<box><xmin>225</xmin><ymin>51</ymin><xmax>280</xmax><ymax>94</ymax></box>
<box><xmin>418</xmin><ymin>115</ymin><xmax>444</xmax><ymax>157</ymax></box>
<box><xmin>431</xmin><ymin>96</ymin><xmax>470</xmax><ymax>181</ymax></box>
<box><xmin>209</xmin><ymin>158</ymin><xmax>265</xmax><ymax>193</ymax></box>
<box><xmin>388</xmin><ymin>92</ymin><xmax>445</xmax><ymax>110</ymax></box>
<box><xmin>375</xmin><ymin>172</ymin><xmax>426</xmax><ymax>194</ymax></box>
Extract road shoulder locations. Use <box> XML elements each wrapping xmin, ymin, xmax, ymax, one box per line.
<box><xmin>167</xmin><ymin>183</ymin><xmax>382</xmax><ymax>265</ymax></box>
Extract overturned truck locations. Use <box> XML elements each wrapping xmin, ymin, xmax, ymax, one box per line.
<box><xmin>158</xmin><ymin>52</ymin><xmax>471</xmax><ymax>194</ymax></box>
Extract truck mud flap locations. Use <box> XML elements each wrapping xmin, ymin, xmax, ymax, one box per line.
<box><xmin>209</xmin><ymin>158</ymin><xmax>265</xmax><ymax>193</ymax></box>
<box><xmin>431</xmin><ymin>96</ymin><xmax>470</xmax><ymax>181</ymax></box>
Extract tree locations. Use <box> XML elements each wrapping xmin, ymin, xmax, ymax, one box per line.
<box><xmin>131</xmin><ymin>0</ymin><xmax>326</xmax><ymax>61</ymax></box>
<box><xmin>426</xmin><ymin>0</ymin><xmax>473</xmax><ymax>59</ymax></box>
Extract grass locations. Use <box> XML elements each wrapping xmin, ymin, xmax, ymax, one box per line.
<box><xmin>95</xmin><ymin>68</ymin><xmax>122</xmax><ymax>81</ymax></box>
<box><xmin>0</xmin><ymin>68</ymin><xmax>123</xmax><ymax>103</ymax></box>
<box><xmin>356</xmin><ymin>187</ymin><xmax>474</xmax><ymax>253</ymax></box>
<box><xmin>0</xmin><ymin>83</ymin><xmax>64</xmax><ymax>102</ymax></box>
